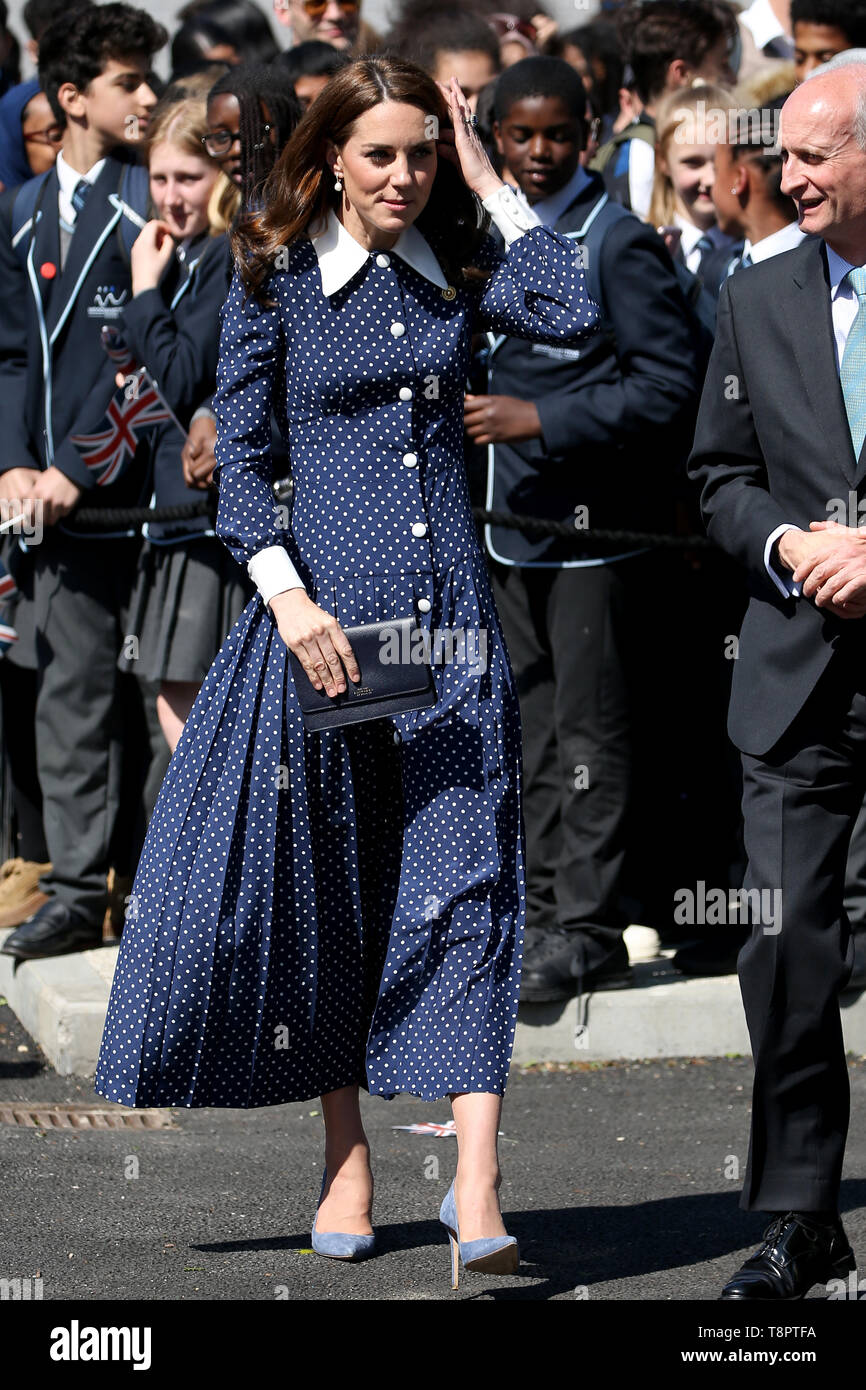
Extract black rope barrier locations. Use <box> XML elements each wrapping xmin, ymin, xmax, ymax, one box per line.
<box><xmin>64</xmin><ymin>497</ymin><xmax>718</xmax><ymax>551</ymax></box>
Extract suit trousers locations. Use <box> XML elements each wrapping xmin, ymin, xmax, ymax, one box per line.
<box><xmin>32</xmin><ymin>528</ymin><xmax>151</xmax><ymax>922</ymax></box>
<box><xmin>738</xmin><ymin>648</ymin><xmax>863</xmax><ymax>1212</ymax></box>
<box><xmin>490</xmin><ymin>551</ymin><xmax>661</xmax><ymax>961</ymax></box>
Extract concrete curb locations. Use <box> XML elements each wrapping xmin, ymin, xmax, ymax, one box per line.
<box><xmin>2</xmin><ymin>929</ymin><xmax>866</xmax><ymax>1075</ymax></box>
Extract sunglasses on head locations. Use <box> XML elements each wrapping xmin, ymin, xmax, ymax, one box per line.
<box><xmin>488</xmin><ymin>12</ymin><xmax>537</xmax><ymax>42</ymax></box>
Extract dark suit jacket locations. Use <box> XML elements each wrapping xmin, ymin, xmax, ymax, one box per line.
<box><xmin>0</xmin><ymin>150</ymin><xmax>152</xmax><ymax>538</ymax></box>
<box><xmin>484</xmin><ymin>173</ymin><xmax>703</xmax><ymax>565</ymax></box>
<box><xmin>121</xmin><ymin>230</ymin><xmax>232</xmax><ymax>540</ymax></box>
<box><xmin>688</xmin><ymin>235</ymin><xmax>866</xmax><ymax>757</ymax></box>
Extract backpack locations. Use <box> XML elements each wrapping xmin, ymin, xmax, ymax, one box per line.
<box><xmin>589</xmin><ymin>117</ymin><xmax>656</xmax><ymax>179</ymax></box>
<box><xmin>9</xmin><ymin>158</ymin><xmax>150</xmax><ymax>271</ymax></box>
<box><xmin>564</xmin><ymin>190</ymin><xmax>715</xmax><ymax>377</ymax></box>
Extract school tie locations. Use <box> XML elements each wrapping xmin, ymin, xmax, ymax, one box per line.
<box><xmin>71</xmin><ymin>177</ymin><xmax>91</xmax><ymax>219</ymax></box>
<box><xmin>694</xmin><ymin>233</ymin><xmax>714</xmax><ymax>274</ymax></box>
<box><xmin>727</xmin><ymin>250</ymin><xmax>753</xmax><ymax>277</ymax></box>
<box><xmin>840</xmin><ymin>266</ymin><xmax>866</xmax><ymax>465</ymax></box>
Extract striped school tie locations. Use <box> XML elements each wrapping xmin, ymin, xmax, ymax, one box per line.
<box><xmin>840</xmin><ymin>266</ymin><xmax>866</xmax><ymax>464</ymax></box>
<box><xmin>71</xmin><ymin>178</ymin><xmax>91</xmax><ymax>218</ymax></box>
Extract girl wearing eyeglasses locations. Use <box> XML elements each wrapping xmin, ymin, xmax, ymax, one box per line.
<box><xmin>0</xmin><ymin>79</ymin><xmax>63</xmax><ymax>193</ymax></box>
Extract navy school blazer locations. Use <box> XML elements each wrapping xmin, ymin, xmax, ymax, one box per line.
<box><xmin>121</xmin><ymin>230</ymin><xmax>233</xmax><ymax>543</ymax></box>
<box><xmin>483</xmin><ymin>171</ymin><xmax>704</xmax><ymax>567</ymax></box>
<box><xmin>0</xmin><ymin>149</ymin><xmax>153</xmax><ymax>540</ymax></box>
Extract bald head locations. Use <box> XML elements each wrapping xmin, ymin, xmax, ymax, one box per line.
<box><xmin>783</xmin><ymin>66</ymin><xmax>866</xmax><ymax>149</ymax></box>
<box><xmin>779</xmin><ymin>64</ymin><xmax>866</xmax><ymax>260</ymax></box>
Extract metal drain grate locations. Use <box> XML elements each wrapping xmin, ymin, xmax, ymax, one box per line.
<box><xmin>0</xmin><ymin>1103</ymin><xmax>177</xmax><ymax>1129</ymax></box>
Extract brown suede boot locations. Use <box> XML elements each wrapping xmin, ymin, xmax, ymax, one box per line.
<box><xmin>102</xmin><ymin>868</ymin><xmax>135</xmax><ymax>941</ymax></box>
<box><xmin>0</xmin><ymin>857</ymin><xmax>52</xmax><ymax>929</ymax></box>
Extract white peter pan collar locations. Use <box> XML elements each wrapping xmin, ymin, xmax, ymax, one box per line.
<box><xmin>309</xmin><ymin>206</ymin><xmax>448</xmax><ymax>296</ymax></box>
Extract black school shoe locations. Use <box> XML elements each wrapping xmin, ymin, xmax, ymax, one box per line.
<box><xmin>0</xmin><ymin>898</ymin><xmax>103</xmax><ymax>959</ymax></box>
<box><xmin>721</xmin><ymin>1212</ymin><xmax>856</xmax><ymax>1300</ymax></box>
<box><xmin>519</xmin><ymin>926</ymin><xmax>632</xmax><ymax>1003</ymax></box>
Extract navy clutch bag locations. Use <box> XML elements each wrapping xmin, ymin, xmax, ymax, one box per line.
<box><xmin>288</xmin><ymin>612</ymin><xmax>437</xmax><ymax>732</ymax></box>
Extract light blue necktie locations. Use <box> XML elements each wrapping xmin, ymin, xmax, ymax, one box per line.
<box><xmin>71</xmin><ymin>177</ymin><xmax>91</xmax><ymax>218</ymax></box>
<box><xmin>840</xmin><ymin>266</ymin><xmax>866</xmax><ymax>464</ymax></box>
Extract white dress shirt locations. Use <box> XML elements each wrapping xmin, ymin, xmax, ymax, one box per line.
<box><xmin>739</xmin><ymin>0</ymin><xmax>795</xmax><ymax>58</ymax></box>
<box><xmin>674</xmin><ymin>216</ymin><xmax>734</xmax><ymax>274</ymax></box>
<box><xmin>512</xmin><ymin>162</ymin><xmax>591</xmax><ymax>228</ymax></box>
<box><xmin>628</xmin><ymin>137</ymin><xmax>655</xmax><ymax>220</ymax></box>
<box><xmin>765</xmin><ymin>241</ymin><xmax>862</xmax><ymax>598</ymax></box>
<box><xmin>56</xmin><ymin>148</ymin><xmax>106</xmax><ymax>227</ymax></box>
<box><xmin>743</xmin><ymin>220</ymin><xmax>805</xmax><ymax>266</ymax></box>
<box><xmin>247</xmin><ymin>185</ymin><xmax>543</xmax><ymax>607</ymax></box>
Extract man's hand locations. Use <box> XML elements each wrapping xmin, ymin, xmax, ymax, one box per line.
<box><xmin>30</xmin><ymin>467</ymin><xmax>82</xmax><ymax>526</ymax></box>
<box><xmin>782</xmin><ymin>521</ymin><xmax>866</xmax><ymax>618</ymax></box>
<box><xmin>463</xmin><ymin>393</ymin><xmax>542</xmax><ymax>445</ymax></box>
<box><xmin>182</xmin><ymin>415</ymin><xmax>217</xmax><ymax>489</ymax></box>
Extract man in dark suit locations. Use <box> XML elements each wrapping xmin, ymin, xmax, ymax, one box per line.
<box><xmin>688</xmin><ymin>60</ymin><xmax>866</xmax><ymax>1298</ymax></box>
<box><xmin>0</xmin><ymin>4</ymin><xmax>166</xmax><ymax>959</ymax></box>
<box><xmin>466</xmin><ymin>57</ymin><xmax>705</xmax><ymax>1001</ymax></box>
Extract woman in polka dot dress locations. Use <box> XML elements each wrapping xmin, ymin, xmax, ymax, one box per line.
<box><xmin>94</xmin><ymin>57</ymin><xmax>598</xmax><ymax>1272</ymax></box>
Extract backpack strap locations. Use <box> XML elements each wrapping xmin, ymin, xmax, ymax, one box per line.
<box><xmin>9</xmin><ymin>173</ymin><xmax>50</xmax><ymax>264</ymax></box>
<box><xmin>112</xmin><ymin>160</ymin><xmax>150</xmax><ymax>265</ymax></box>
<box><xmin>590</xmin><ymin>118</ymin><xmax>656</xmax><ymax>175</ymax></box>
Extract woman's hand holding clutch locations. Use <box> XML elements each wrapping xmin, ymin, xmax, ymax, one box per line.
<box><xmin>269</xmin><ymin>589</ymin><xmax>361</xmax><ymax>698</ymax></box>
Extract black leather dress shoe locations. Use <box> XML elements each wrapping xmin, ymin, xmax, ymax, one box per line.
<box><xmin>673</xmin><ymin>929</ymin><xmax>748</xmax><ymax>977</ymax></box>
<box><xmin>721</xmin><ymin>1212</ymin><xmax>856</xmax><ymax>1300</ymax></box>
<box><xmin>842</xmin><ymin>929</ymin><xmax>866</xmax><ymax>993</ymax></box>
<box><xmin>520</xmin><ymin>927</ymin><xmax>632</xmax><ymax>1004</ymax></box>
<box><xmin>0</xmin><ymin>898</ymin><xmax>102</xmax><ymax>960</ymax></box>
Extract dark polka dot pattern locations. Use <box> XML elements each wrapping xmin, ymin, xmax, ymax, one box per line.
<box><xmin>93</xmin><ymin>222</ymin><xmax>598</xmax><ymax>1108</ymax></box>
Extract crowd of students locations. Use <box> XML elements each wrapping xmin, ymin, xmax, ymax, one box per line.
<box><xmin>0</xmin><ymin>0</ymin><xmax>864</xmax><ymax>1004</ymax></box>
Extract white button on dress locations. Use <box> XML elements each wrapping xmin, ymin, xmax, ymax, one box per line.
<box><xmin>376</xmin><ymin>253</ymin><xmax>391</xmax><ymax>267</ymax></box>
<box><xmin>417</xmin><ymin>598</ymin><xmax>431</xmax><ymax>613</ymax></box>
<box><xmin>411</xmin><ymin>521</ymin><xmax>427</xmax><ymax>537</ymax></box>
<box><xmin>399</xmin><ymin>387</ymin><xmax>413</xmax><ymax>401</ymax></box>
<box><xmin>390</xmin><ymin>322</ymin><xmax>405</xmax><ymax>338</ymax></box>
<box><xmin>402</xmin><ymin>452</ymin><xmax>418</xmax><ymax>467</ymax></box>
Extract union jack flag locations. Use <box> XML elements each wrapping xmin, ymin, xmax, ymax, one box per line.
<box><xmin>68</xmin><ymin>326</ymin><xmax>180</xmax><ymax>487</ymax></box>
<box><xmin>0</xmin><ymin>565</ymin><xmax>17</xmax><ymax>602</ymax></box>
<box><xmin>70</xmin><ymin>380</ymin><xmax>174</xmax><ymax>487</ymax></box>
<box><xmin>0</xmin><ymin>557</ymin><xmax>18</xmax><ymax>657</ymax></box>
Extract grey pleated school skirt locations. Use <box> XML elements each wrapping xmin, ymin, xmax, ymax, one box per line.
<box><xmin>118</xmin><ymin>535</ymin><xmax>256</xmax><ymax>684</ymax></box>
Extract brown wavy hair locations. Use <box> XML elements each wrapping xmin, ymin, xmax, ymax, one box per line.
<box><xmin>231</xmin><ymin>54</ymin><xmax>493</xmax><ymax>303</ymax></box>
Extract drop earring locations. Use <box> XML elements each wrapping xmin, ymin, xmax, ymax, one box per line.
<box><xmin>334</xmin><ymin>172</ymin><xmax>343</xmax><ymax>192</ymax></box>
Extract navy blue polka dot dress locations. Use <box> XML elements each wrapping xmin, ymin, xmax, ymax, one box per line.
<box><xmin>94</xmin><ymin>204</ymin><xmax>598</xmax><ymax>1109</ymax></box>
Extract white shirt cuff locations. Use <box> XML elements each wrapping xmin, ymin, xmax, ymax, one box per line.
<box><xmin>482</xmin><ymin>183</ymin><xmax>542</xmax><ymax>246</ymax></box>
<box><xmin>764</xmin><ymin>523</ymin><xmax>802</xmax><ymax>599</ymax></box>
<box><xmin>247</xmin><ymin>545</ymin><xmax>306</xmax><ymax>605</ymax></box>
<box><xmin>190</xmin><ymin>404</ymin><xmax>216</xmax><ymax>424</ymax></box>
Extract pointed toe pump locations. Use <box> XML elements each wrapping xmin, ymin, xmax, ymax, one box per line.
<box><xmin>311</xmin><ymin>1169</ymin><xmax>376</xmax><ymax>1261</ymax></box>
<box><xmin>439</xmin><ymin>1180</ymin><xmax>519</xmax><ymax>1289</ymax></box>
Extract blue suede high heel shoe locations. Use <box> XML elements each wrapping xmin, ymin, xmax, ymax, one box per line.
<box><xmin>439</xmin><ymin>1180</ymin><xmax>519</xmax><ymax>1289</ymax></box>
<box><xmin>311</xmin><ymin>1169</ymin><xmax>376</xmax><ymax>1261</ymax></box>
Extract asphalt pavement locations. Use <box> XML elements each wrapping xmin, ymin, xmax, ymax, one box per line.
<box><xmin>2</xmin><ymin>998</ymin><xmax>866</xmax><ymax>1304</ymax></box>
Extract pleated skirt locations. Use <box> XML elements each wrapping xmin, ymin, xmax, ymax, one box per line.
<box><xmin>94</xmin><ymin>548</ymin><xmax>526</xmax><ymax>1107</ymax></box>
<box><xmin>117</xmin><ymin>536</ymin><xmax>257</xmax><ymax>684</ymax></box>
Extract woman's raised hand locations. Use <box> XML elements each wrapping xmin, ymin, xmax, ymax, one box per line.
<box><xmin>434</xmin><ymin>75</ymin><xmax>502</xmax><ymax>203</ymax></box>
<box><xmin>269</xmin><ymin>589</ymin><xmax>361</xmax><ymax>698</ymax></box>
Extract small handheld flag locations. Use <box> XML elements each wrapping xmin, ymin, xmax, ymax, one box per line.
<box><xmin>69</xmin><ymin>327</ymin><xmax>187</xmax><ymax>488</ymax></box>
